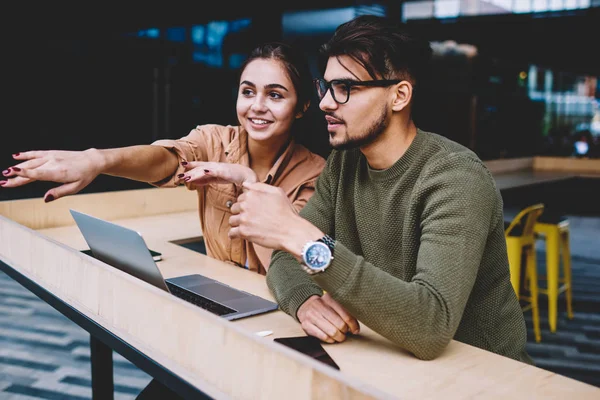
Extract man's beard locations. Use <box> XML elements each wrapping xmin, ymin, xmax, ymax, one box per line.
<box><xmin>330</xmin><ymin>106</ymin><xmax>389</xmax><ymax>150</ymax></box>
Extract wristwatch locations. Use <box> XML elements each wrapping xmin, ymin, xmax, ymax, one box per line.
<box><xmin>301</xmin><ymin>235</ymin><xmax>335</xmax><ymax>275</ymax></box>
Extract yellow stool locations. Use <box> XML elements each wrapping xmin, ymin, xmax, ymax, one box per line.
<box><xmin>534</xmin><ymin>217</ymin><xmax>573</xmax><ymax>333</ymax></box>
<box><xmin>505</xmin><ymin>203</ymin><xmax>544</xmax><ymax>343</ymax></box>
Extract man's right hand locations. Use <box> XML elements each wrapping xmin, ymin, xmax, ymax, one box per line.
<box><xmin>296</xmin><ymin>293</ymin><xmax>360</xmax><ymax>344</ymax></box>
<box><xmin>1</xmin><ymin>149</ymin><xmax>105</xmax><ymax>202</ymax></box>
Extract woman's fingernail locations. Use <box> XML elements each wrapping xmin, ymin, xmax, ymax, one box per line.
<box><xmin>177</xmin><ymin>173</ymin><xmax>185</xmax><ymax>178</ymax></box>
<box><xmin>181</xmin><ymin>161</ymin><xmax>188</xmax><ymax>166</ymax></box>
<box><xmin>184</xmin><ymin>176</ymin><xmax>191</xmax><ymax>182</ymax></box>
<box><xmin>11</xmin><ymin>167</ymin><xmax>21</xmax><ymax>172</ymax></box>
<box><xmin>13</xmin><ymin>153</ymin><xmax>20</xmax><ymax>157</ymax></box>
<box><xmin>0</xmin><ymin>181</ymin><xmax>6</xmax><ymax>186</ymax></box>
<box><xmin>44</xmin><ymin>195</ymin><xmax>55</xmax><ymax>203</ymax></box>
<box><xmin>2</xmin><ymin>170</ymin><xmax>9</xmax><ymax>175</ymax></box>
<box><xmin>204</xmin><ymin>169</ymin><xmax>210</xmax><ymax>173</ymax></box>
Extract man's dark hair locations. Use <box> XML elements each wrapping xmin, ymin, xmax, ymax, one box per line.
<box><xmin>318</xmin><ymin>15</ymin><xmax>432</xmax><ymax>89</ymax></box>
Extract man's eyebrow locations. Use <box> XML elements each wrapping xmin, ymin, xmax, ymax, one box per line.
<box><xmin>323</xmin><ymin>69</ymin><xmax>363</xmax><ymax>81</ymax></box>
<box><xmin>325</xmin><ymin>76</ymin><xmax>360</xmax><ymax>81</ymax></box>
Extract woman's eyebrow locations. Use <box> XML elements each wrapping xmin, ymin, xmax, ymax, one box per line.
<box><xmin>240</xmin><ymin>81</ymin><xmax>288</xmax><ymax>92</ymax></box>
<box><xmin>265</xmin><ymin>83</ymin><xmax>289</xmax><ymax>92</ymax></box>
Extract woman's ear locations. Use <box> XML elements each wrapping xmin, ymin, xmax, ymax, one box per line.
<box><xmin>296</xmin><ymin>101</ymin><xmax>310</xmax><ymax>119</ymax></box>
<box><xmin>391</xmin><ymin>81</ymin><xmax>413</xmax><ymax>112</ymax></box>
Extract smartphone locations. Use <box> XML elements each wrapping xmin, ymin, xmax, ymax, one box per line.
<box><xmin>81</xmin><ymin>249</ymin><xmax>163</xmax><ymax>262</ymax></box>
<box><xmin>274</xmin><ymin>336</ymin><xmax>340</xmax><ymax>370</ymax></box>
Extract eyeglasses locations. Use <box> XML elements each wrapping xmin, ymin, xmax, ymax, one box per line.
<box><xmin>313</xmin><ymin>78</ymin><xmax>401</xmax><ymax>105</ymax></box>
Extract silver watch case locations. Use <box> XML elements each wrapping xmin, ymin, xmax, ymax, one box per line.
<box><xmin>301</xmin><ymin>241</ymin><xmax>333</xmax><ymax>274</ymax></box>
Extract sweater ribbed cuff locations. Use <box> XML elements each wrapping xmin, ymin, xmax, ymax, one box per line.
<box><xmin>313</xmin><ymin>241</ymin><xmax>358</xmax><ymax>295</ymax></box>
<box><xmin>287</xmin><ymin>285</ymin><xmax>324</xmax><ymax>322</ymax></box>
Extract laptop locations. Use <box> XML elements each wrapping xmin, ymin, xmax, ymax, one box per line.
<box><xmin>69</xmin><ymin>209</ymin><xmax>278</xmax><ymax>320</ymax></box>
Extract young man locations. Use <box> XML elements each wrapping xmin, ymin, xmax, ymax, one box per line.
<box><xmin>229</xmin><ymin>15</ymin><xmax>531</xmax><ymax>363</ymax></box>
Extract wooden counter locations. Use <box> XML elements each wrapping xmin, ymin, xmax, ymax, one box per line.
<box><xmin>1</xmin><ymin>184</ymin><xmax>599</xmax><ymax>399</ymax></box>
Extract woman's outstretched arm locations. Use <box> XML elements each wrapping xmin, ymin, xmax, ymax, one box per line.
<box><xmin>1</xmin><ymin>145</ymin><xmax>179</xmax><ymax>201</ymax></box>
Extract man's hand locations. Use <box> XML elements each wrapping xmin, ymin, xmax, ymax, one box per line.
<box><xmin>297</xmin><ymin>294</ymin><xmax>360</xmax><ymax>343</ymax></box>
<box><xmin>228</xmin><ymin>182</ymin><xmax>323</xmax><ymax>255</ymax></box>
<box><xmin>180</xmin><ymin>161</ymin><xmax>257</xmax><ymax>188</ymax></box>
<box><xmin>1</xmin><ymin>149</ymin><xmax>105</xmax><ymax>202</ymax></box>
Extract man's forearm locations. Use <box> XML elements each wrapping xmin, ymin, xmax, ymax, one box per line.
<box><xmin>95</xmin><ymin>145</ymin><xmax>179</xmax><ymax>183</ymax></box>
<box><xmin>267</xmin><ymin>250</ymin><xmax>323</xmax><ymax>319</ymax></box>
<box><xmin>311</xmin><ymin>243</ymin><xmax>459</xmax><ymax>360</ymax></box>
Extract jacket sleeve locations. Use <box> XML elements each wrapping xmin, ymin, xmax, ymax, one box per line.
<box><xmin>149</xmin><ymin>125</ymin><xmax>223</xmax><ymax>187</ymax></box>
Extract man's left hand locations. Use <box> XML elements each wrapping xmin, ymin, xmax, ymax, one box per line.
<box><xmin>228</xmin><ymin>182</ymin><xmax>323</xmax><ymax>257</ymax></box>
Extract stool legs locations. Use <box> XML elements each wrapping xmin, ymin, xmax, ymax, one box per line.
<box><xmin>545</xmin><ymin>229</ymin><xmax>560</xmax><ymax>333</ymax></box>
<box><xmin>561</xmin><ymin>230</ymin><xmax>574</xmax><ymax>320</ymax></box>
<box><xmin>526</xmin><ymin>246</ymin><xmax>541</xmax><ymax>343</ymax></box>
<box><xmin>507</xmin><ymin>241</ymin><xmax>522</xmax><ymax>296</ymax></box>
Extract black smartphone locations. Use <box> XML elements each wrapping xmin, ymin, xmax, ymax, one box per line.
<box><xmin>81</xmin><ymin>249</ymin><xmax>162</xmax><ymax>262</ymax></box>
<box><xmin>274</xmin><ymin>336</ymin><xmax>340</xmax><ymax>370</ymax></box>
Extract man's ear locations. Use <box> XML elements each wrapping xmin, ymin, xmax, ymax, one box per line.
<box><xmin>296</xmin><ymin>101</ymin><xmax>310</xmax><ymax>119</ymax></box>
<box><xmin>391</xmin><ymin>81</ymin><xmax>413</xmax><ymax>112</ymax></box>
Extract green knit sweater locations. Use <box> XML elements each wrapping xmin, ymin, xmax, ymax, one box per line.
<box><xmin>267</xmin><ymin>129</ymin><xmax>532</xmax><ymax>363</ymax></box>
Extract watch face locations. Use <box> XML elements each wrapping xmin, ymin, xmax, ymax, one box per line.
<box><xmin>304</xmin><ymin>242</ymin><xmax>331</xmax><ymax>270</ymax></box>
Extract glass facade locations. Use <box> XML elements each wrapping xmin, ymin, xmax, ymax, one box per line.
<box><xmin>14</xmin><ymin>3</ymin><xmax>598</xmax><ymax>166</ymax></box>
<box><xmin>119</xmin><ymin>4</ymin><xmax>599</xmax><ymax>160</ymax></box>
<box><xmin>403</xmin><ymin>0</ymin><xmax>594</xmax><ymax>21</ymax></box>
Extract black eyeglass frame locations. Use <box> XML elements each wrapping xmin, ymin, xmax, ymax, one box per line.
<box><xmin>313</xmin><ymin>78</ymin><xmax>402</xmax><ymax>104</ymax></box>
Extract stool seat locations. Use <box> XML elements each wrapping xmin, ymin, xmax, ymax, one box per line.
<box><xmin>536</xmin><ymin>219</ymin><xmax>569</xmax><ymax>230</ymax></box>
<box><xmin>505</xmin><ymin>212</ymin><xmax>567</xmax><ymax>234</ymax></box>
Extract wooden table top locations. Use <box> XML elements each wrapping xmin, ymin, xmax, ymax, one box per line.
<box><xmin>30</xmin><ymin>211</ymin><xmax>600</xmax><ymax>399</ymax></box>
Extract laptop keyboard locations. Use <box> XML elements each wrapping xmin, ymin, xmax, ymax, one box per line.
<box><xmin>166</xmin><ymin>282</ymin><xmax>237</xmax><ymax>317</ymax></box>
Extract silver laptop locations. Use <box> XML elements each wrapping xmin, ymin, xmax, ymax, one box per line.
<box><xmin>69</xmin><ymin>209</ymin><xmax>278</xmax><ymax>320</ymax></box>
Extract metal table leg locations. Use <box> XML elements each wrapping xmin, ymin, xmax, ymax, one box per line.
<box><xmin>90</xmin><ymin>335</ymin><xmax>114</xmax><ymax>400</ymax></box>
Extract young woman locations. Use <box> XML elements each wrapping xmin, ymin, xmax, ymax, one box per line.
<box><xmin>1</xmin><ymin>42</ymin><xmax>326</xmax><ymax>274</ymax></box>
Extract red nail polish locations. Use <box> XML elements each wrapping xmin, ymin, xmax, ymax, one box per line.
<box><xmin>2</xmin><ymin>170</ymin><xmax>9</xmax><ymax>175</ymax></box>
<box><xmin>13</xmin><ymin>153</ymin><xmax>20</xmax><ymax>157</ymax></box>
<box><xmin>12</xmin><ymin>167</ymin><xmax>21</xmax><ymax>172</ymax></box>
<box><xmin>184</xmin><ymin>176</ymin><xmax>191</xmax><ymax>182</ymax></box>
<box><xmin>204</xmin><ymin>169</ymin><xmax>210</xmax><ymax>173</ymax></box>
<box><xmin>181</xmin><ymin>161</ymin><xmax>188</xmax><ymax>166</ymax></box>
<box><xmin>177</xmin><ymin>173</ymin><xmax>185</xmax><ymax>178</ymax></box>
<box><xmin>44</xmin><ymin>195</ymin><xmax>55</xmax><ymax>203</ymax></box>
<box><xmin>0</xmin><ymin>181</ymin><xmax>6</xmax><ymax>186</ymax></box>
